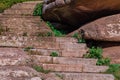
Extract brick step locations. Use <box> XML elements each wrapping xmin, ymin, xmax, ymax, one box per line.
<box><xmin>0</xmin><ymin>48</ymin><xmax>30</xmax><ymax>66</ymax></box>
<box><xmin>0</xmin><ymin>66</ymin><xmax>40</xmax><ymax>78</ymax></box>
<box><xmin>42</xmin><ymin>64</ymin><xmax>108</xmax><ymax>73</ymax></box>
<box><xmin>31</xmin><ymin>55</ymin><xmax>97</xmax><ymax>65</ymax></box>
<box><xmin>3</xmin><ymin>9</ymin><xmax>34</xmax><ymax>15</ymax></box>
<box><xmin>53</xmin><ymin>72</ymin><xmax>114</xmax><ymax>80</ymax></box>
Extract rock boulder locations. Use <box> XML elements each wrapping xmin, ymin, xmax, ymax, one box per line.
<box><xmin>42</xmin><ymin>0</ymin><xmax>120</xmax><ymax>30</ymax></box>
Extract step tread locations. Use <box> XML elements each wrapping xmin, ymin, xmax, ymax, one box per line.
<box><xmin>0</xmin><ymin>77</ymin><xmax>42</xmax><ymax>80</ymax></box>
<box><xmin>0</xmin><ymin>48</ymin><xmax>29</xmax><ymax>66</ymax></box>
<box><xmin>23</xmin><ymin>1</ymin><xmax>43</xmax><ymax>4</ymax></box>
<box><xmin>42</xmin><ymin>64</ymin><xmax>108</xmax><ymax>73</ymax></box>
<box><xmin>3</xmin><ymin>9</ymin><xmax>34</xmax><ymax>15</ymax></box>
<box><xmin>0</xmin><ymin>66</ymin><xmax>39</xmax><ymax>77</ymax></box>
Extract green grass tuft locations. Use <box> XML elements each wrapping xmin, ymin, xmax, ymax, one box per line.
<box><xmin>0</xmin><ymin>0</ymin><xmax>36</xmax><ymax>13</ymax></box>
<box><xmin>106</xmin><ymin>64</ymin><xmax>120</xmax><ymax>80</ymax></box>
<box><xmin>73</xmin><ymin>32</ymin><xmax>85</xmax><ymax>43</ymax></box>
<box><xmin>33</xmin><ymin>3</ymin><xmax>43</xmax><ymax>16</ymax></box>
<box><xmin>46</xmin><ymin>21</ymin><xmax>66</xmax><ymax>37</ymax></box>
<box><xmin>33</xmin><ymin>65</ymin><xmax>51</xmax><ymax>74</ymax></box>
<box><xmin>50</xmin><ymin>52</ymin><xmax>59</xmax><ymax>57</ymax></box>
<box><xmin>84</xmin><ymin>47</ymin><xmax>110</xmax><ymax>66</ymax></box>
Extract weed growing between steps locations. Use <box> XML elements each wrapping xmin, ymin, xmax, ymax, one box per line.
<box><xmin>0</xmin><ymin>0</ymin><xmax>36</xmax><ymax>13</ymax></box>
<box><xmin>33</xmin><ymin>65</ymin><xmax>51</xmax><ymax>74</ymax></box>
<box><xmin>50</xmin><ymin>52</ymin><xmax>59</xmax><ymax>57</ymax></box>
<box><xmin>24</xmin><ymin>46</ymin><xmax>34</xmax><ymax>52</ymax></box>
<box><xmin>55</xmin><ymin>73</ymin><xmax>64</xmax><ymax>79</ymax></box>
<box><xmin>84</xmin><ymin>47</ymin><xmax>110</xmax><ymax>65</ymax></box>
<box><xmin>33</xmin><ymin>3</ymin><xmax>43</xmax><ymax>16</ymax></box>
<box><xmin>105</xmin><ymin>64</ymin><xmax>120</xmax><ymax>80</ymax></box>
<box><xmin>73</xmin><ymin>32</ymin><xmax>86</xmax><ymax>43</ymax></box>
<box><xmin>37</xmin><ymin>32</ymin><xmax>53</xmax><ymax>37</ymax></box>
<box><xmin>46</xmin><ymin>21</ymin><xmax>66</xmax><ymax>37</ymax></box>
<box><xmin>33</xmin><ymin>3</ymin><xmax>67</xmax><ymax>37</ymax></box>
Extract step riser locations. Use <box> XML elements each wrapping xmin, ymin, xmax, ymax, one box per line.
<box><xmin>42</xmin><ymin>64</ymin><xmax>108</xmax><ymax>73</ymax></box>
<box><xmin>61</xmin><ymin>50</ymin><xmax>87</xmax><ymax>58</ymax></box>
<box><xmin>31</xmin><ymin>56</ymin><xmax>97</xmax><ymax>65</ymax></box>
<box><xmin>54</xmin><ymin>73</ymin><xmax>114</xmax><ymax>80</ymax></box>
<box><xmin>53</xmin><ymin>57</ymin><xmax>97</xmax><ymax>65</ymax></box>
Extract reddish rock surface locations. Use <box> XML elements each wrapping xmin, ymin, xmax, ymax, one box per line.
<box><xmin>69</xmin><ymin>14</ymin><xmax>120</xmax><ymax>41</ymax></box>
<box><xmin>42</xmin><ymin>0</ymin><xmax>120</xmax><ymax>30</ymax></box>
<box><xmin>103</xmin><ymin>46</ymin><xmax>120</xmax><ymax>64</ymax></box>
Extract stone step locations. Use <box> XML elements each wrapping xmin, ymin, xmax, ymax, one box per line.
<box><xmin>0</xmin><ymin>36</ymin><xmax>61</xmax><ymax>49</ymax></box>
<box><xmin>29</xmin><ymin>48</ymin><xmax>61</xmax><ymax>56</ymax></box>
<box><xmin>54</xmin><ymin>72</ymin><xmax>114</xmax><ymax>80</ymax></box>
<box><xmin>60</xmin><ymin>43</ymin><xmax>87</xmax><ymax>50</ymax></box>
<box><xmin>0</xmin><ymin>77</ymin><xmax>42</xmax><ymax>80</ymax></box>
<box><xmin>42</xmin><ymin>64</ymin><xmax>108</xmax><ymax>73</ymax></box>
<box><xmin>0</xmin><ymin>15</ymin><xmax>41</xmax><ymax>22</ymax></box>
<box><xmin>0</xmin><ymin>16</ymin><xmax>51</xmax><ymax>36</ymax></box>
<box><xmin>0</xmin><ymin>66</ymin><xmax>40</xmax><ymax>78</ymax></box>
<box><xmin>31</xmin><ymin>55</ymin><xmax>97</xmax><ymax>65</ymax></box>
<box><xmin>61</xmin><ymin>50</ymin><xmax>87</xmax><ymax>58</ymax></box>
<box><xmin>0</xmin><ymin>48</ymin><xmax>30</xmax><ymax>66</ymax></box>
<box><xmin>55</xmin><ymin>37</ymin><xmax>78</xmax><ymax>43</ymax></box>
<box><xmin>31</xmin><ymin>37</ymin><xmax>78</xmax><ymax>43</ymax></box>
<box><xmin>23</xmin><ymin>1</ymin><xmax>43</xmax><ymax>4</ymax></box>
<box><xmin>11</xmin><ymin>1</ymin><xmax>43</xmax><ymax>10</ymax></box>
<box><xmin>3</xmin><ymin>9</ymin><xmax>34</xmax><ymax>15</ymax></box>
<box><xmin>53</xmin><ymin>57</ymin><xmax>97</xmax><ymax>65</ymax></box>
<box><xmin>29</xmin><ymin>48</ymin><xmax>87</xmax><ymax>58</ymax></box>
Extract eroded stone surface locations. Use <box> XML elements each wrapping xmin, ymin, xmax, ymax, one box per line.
<box><xmin>69</xmin><ymin>14</ymin><xmax>120</xmax><ymax>41</ymax></box>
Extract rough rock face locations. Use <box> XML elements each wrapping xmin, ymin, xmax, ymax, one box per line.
<box><xmin>74</xmin><ymin>14</ymin><xmax>120</xmax><ymax>41</ymax></box>
<box><xmin>42</xmin><ymin>0</ymin><xmax>120</xmax><ymax>30</ymax></box>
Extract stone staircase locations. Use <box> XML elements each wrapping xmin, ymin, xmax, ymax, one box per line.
<box><xmin>0</xmin><ymin>1</ymin><xmax>115</xmax><ymax>80</ymax></box>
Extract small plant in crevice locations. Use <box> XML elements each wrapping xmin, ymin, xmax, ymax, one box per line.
<box><xmin>22</xmin><ymin>32</ymin><xmax>28</xmax><ymax>36</ymax></box>
<box><xmin>46</xmin><ymin>21</ymin><xmax>66</xmax><ymax>37</ymax></box>
<box><xmin>37</xmin><ymin>32</ymin><xmax>53</xmax><ymax>37</ymax></box>
<box><xmin>55</xmin><ymin>73</ymin><xmax>64</xmax><ymax>79</ymax></box>
<box><xmin>33</xmin><ymin>65</ymin><xmax>51</xmax><ymax>74</ymax></box>
<box><xmin>0</xmin><ymin>0</ymin><xmax>36</xmax><ymax>13</ymax></box>
<box><xmin>96</xmin><ymin>58</ymin><xmax>110</xmax><ymax>66</ymax></box>
<box><xmin>84</xmin><ymin>46</ymin><xmax>110</xmax><ymax>66</ymax></box>
<box><xmin>72</xmin><ymin>32</ymin><xmax>85</xmax><ymax>43</ymax></box>
<box><xmin>50</xmin><ymin>52</ymin><xmax>59</xmax><ymax>57</ymax></box>
<box><xmin>0</xmin><ymin>25</ymin><xmax>5</xmax><ymax>35</ymax></box>
<box><xmin>33</xmin><ymin>3</ymin><xmax>43</xmax><ymax>16</ymax></box>
<box><xmin>105</xmin><ymin>64</ymin><xmax>120</xmax><ymax>80</ymax></box>
<box><xmin>24</xmin><ymin>46</ymin><xmax>34</xmax><ymax>52</ymax></box>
